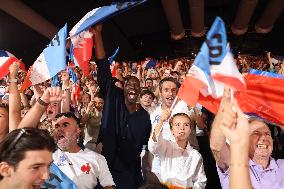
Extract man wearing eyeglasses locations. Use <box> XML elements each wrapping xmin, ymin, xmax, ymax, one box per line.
<box><xmin>0</xmin><ymin>128</ymin><xmax>56</xmax><ymax>189</ymax></box>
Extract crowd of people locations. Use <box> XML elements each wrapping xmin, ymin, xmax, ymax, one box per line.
<box><xmin>0</xmin><ymin>23</ymin><xmax>284</xmax><ymax>189</ymax></box>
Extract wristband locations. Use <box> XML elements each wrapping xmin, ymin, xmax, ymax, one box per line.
<box><xmin>37</xmin><ymin>98</ymin><xmax>49</xmax><ymax>107</ymax></box>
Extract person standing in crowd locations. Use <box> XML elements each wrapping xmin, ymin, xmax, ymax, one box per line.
<box><xmin>140</xmin><ymin>89</ymin><xmax>156</xmax><ymax>114</ymax></box>
<box><xmin>148</xmin><ymin>77</ymin><xmax>200</xmax><ymax>183</ymax></box>
<box><xmin>0</xmin><ymin>128</ymin><xmax>56</xmax><ymax>189</ymax></box>
<box><xmin>210</xmin><ymin>87</ymin><xmax>284</xmax><ymax>189</ymax></box>
<box><xmin>93</xmin><ymin>24</ymin><xmax>152</xmax><ymax>189</ymax></box>
<box><xmin>149</xmin><ymin>112</ymin><xmax>206</xmax><ymax>188</ymax></box>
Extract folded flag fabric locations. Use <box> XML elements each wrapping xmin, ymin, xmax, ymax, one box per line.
<box><xmin>177</xmin><ymin>17</ymin><xmax>245</xmax><ymax>108</ymax></box>
<box><xmin>69</xmin><ymin>1</ymin><xmax>147</xmax><ymax>75</ymax></box>
<box><xmin>0</xmin><ymin>50</ymin><xmax>25</xmax><ymax>79</ymax></box>
<box><xmin>69</xmin><ymin>0</ymin><xmax>147</xmax><ymax>37</ymax></box>
<box><xmin>236</xmin><ymin>70</ymin><xmax>284</xmax><ymax>126</ymax></box>
<box><xmin>192</xmin><ymin>69</ymin><xmax>284</xmax><ymax>126</ymax></box>
<box><xmin>41</xmin><ymin>163</ymin><xmax>78</xmax><ymax>189</ymax></box>
<box><xmin>69</xmin><ymin>29</ymin><xmax>93</xmax><ymax>76</ymax></box>
<box><xmin>20</xmin><ymin>24</ymin><xmax>67</xmax><ymax>91</ymax></box>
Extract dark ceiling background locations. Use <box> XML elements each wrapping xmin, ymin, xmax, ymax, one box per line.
<box><xmin>0</xmin><ymin>0</ymin><xmax>283</xmax><ymax>67</ymax></box>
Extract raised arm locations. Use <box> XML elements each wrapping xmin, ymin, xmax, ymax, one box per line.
<box><xmin>60</xmin><ymin>71</ymin><xmax>71</xmax><ymax>113</ymax></box>
<box><xmin>218</xmin><ymin>100</ymin><xmax>252</xmax><ymax>189</ymax></box>
<box><xmin>148</xmin><ymin>109</ymin><xmax>171</xmax><ymax>156</ymax></box>
<box><xmin>210</xmin><ymin>86</ymin><xmax>234</xmax><ymax>171</ymax></box>
<box><xmin>93</xmin><ymin>24</ymin><xmax>113</xmax><ymax>98</ymax></box>
<box><xmin>8</xmin><ymin>62</ymin><xmax>22</xmax><ymax>132</ymax></box>
<box><xmin>18</xmin><ymin>87</ymin><xmax>63</xmax><ymax>128</ymax></box>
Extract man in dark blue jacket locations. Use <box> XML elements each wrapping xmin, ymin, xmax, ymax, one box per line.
<box><xmin>93</xmin><ymin>24</ymin><xmax>152</xmax><ymax>189</ymax></box>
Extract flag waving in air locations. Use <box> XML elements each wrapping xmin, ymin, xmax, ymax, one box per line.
<box><xmin>69</xmin><ymin>1</ymin><xmax>147</xmax><ymax>37</ymax></box>
<box><xmin>0</xmin><ymin>50</ymin><xmax>25</xmax><ymax>79</ymax></box>
<box><xmin>177</xmin><ymin>17</ymin><xmax>245</xmax><ymax>111</ymax></box>
<box><xmin>21</xmin><ymin>24</ymin><xmax>67</xmax><ymax>91</ymax></box>
<box><xmin>69</xmin><ymin>1</ymin><xmax>147</xmax><ymax>75</ymax></box>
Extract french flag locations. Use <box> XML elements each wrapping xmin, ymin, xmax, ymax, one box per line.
<box><xmin>0</xmin><ymin>50</ymin><xmax>25</xmax><ymax>79</ymax></box>
<box><xmin>236</xmin><ymin>69</ymin><xmax>284</xmax><ymax>126</ymax></box>
<box><xmin>195</xmin><ymin>69</ymin><xmax>284</xmax><ymax>126</ymax></box>
<box><xmin>69</xmin><ymin>1</ymin><xmax>147</xmax><ymax>75</ymax></box>
<box><xmin>177</xmin><ymin>17</ymin><xmax>245</xmax><ymax>110</ymax></box>
<box><xmin>20</xmin><ymin>24</ymin><xmax>67</xmax><ymax>91</ymax></box>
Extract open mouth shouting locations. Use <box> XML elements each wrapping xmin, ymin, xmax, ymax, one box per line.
<box><xmin>257</xmin><ymin>144</ymin><xmax>268</xmax><ymax>149</ymax></box>
<box><xmin>127</xmin><ymin>90</ymin><xmax>137</xmax><ymax>101</ymax></box>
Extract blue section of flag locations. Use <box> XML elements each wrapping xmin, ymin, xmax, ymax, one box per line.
<box><xmin>145</xmin><ymin>59</ymin><xmax>157</xmax><ymax>69</ymax></box>
<box><xmin>43</xmin><ymin>24</ymin><xmax>67</xmax><ymax>78</ymax></box>
<box><xmin>51</xmin><ymin>74</ymin><xmax>61</xmax><ymax>87</ymax></box>
<box><xmin>73</xmin><ymin>0</ymin><xmax>147</xmax><ymax>36</ymax></box>
<box><xmin>249</xmin><ymin>68</ymin><xmax>284</xmax><ymax>80</ymax></box>
<box><xmin>0</xmin><ymin>50</ymin><xmax>9</xmax><ymax>57</ymax></box>
<box><xmin>108</xmin><ymin>47</ymin><xmax>120</xmax><ymax>64</ymax></box>
<box><xmin>205</xmin><ymin>17</ymin><xmax>227</xmax><ymax>65</ymax></box>
<box><xmin>193</xmin><ymin>16</ymin><xmax>227</xmax><ymax>82</ymax></box>
<box><xmin>68</xmin><ymin>67</ymin><xmax>78</xmax><ymax>84</ymax></box>
<box><xmin>41</xmin><ymin>163</ymin><xmax>78</xmax><ymax>189</ymax></box>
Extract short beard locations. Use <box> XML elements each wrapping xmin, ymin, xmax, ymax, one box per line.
<box><xmin>57</xmin><ymin>135</ymin><xmax>78</xmax><ymax>152</ymax></box>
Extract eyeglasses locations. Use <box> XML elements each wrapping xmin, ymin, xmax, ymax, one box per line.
<box><xmin>6</xmin><ymin>128</ymin><xmax>31</xmax><ymax>152</ymax></box>
<box><xmin>5</xmin><ymin>128</ymin><xmax>53</xmax><ymax>153</ymax></box>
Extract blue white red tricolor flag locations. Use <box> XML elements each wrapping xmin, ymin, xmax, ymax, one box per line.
<box><xmin>20</xmin><ymin>24</ymin><xmax>67</xmax><ymax>91</ymax></box>
<box><xmin>69</xmin><ymin>1</ymin><xmax>147</xmax><ymax>75</ymax></box>
<box><xmin>0</xmin><ymin>50</ymin><xmax>25</xmax><ymax>79</ymax></box>
<box><xmin>69</xmin><ymin>0</ymin><xmax>147</xmax><ymax>37</ymax></box>
<box><xmin>177</xmin><ymin>17</ymin><xmax>245</xmax><ymax>109</ymax></box>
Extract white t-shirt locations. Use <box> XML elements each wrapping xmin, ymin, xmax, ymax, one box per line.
<box><xmin>53</xmin><ymin>148</ymin><xmax>115</xmax><ymax>189</ymax></box>
<box><xmin>148</xmin><ymin>128</ymin><xmax>207</xmax><ymax>188</ymax></box>
<box><xmin>150</xmin><ymin>100</ymin><xmax>193</xmax><ymax>174</ymax></box>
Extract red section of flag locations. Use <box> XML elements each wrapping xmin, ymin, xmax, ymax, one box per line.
<box><xmin>74</xmin><ymin>85</ymin><xmax>81</xmax><ymax>103</ymax></box>
<box><xmin>212</xmin><ymin>74</ymin><xmax>246</xmax><ymax>91</ymax></box>
<box><xmin>236</xmin><ymin>74</ymin><xmax>284</xmax><ymax>126</ymax></box>
<box><xmin>0</xmin><ymin>57</ymin><xmax>25</xmax><ymax>79</ymax></box>
<box><xmin>73</xmin><ymin>38</ymin><xmax>92</xmax><ymax>75</ymax></box>
<box><xmin>20</xmin><ymin>67</ymin><xmax>33</xmax><ymax>92</ymax></box>
<box><xmin>193</xmin><ymin>74</ymin><xmax>284</xmax><ymax>126</ymax></box>
<box><xmin>177</xmin><ymin>76</ymin><xmax>207</xmax><ymax>107</ymax></box>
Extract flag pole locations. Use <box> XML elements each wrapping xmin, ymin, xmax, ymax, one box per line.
<box><xmin>170</xmin><ymin>96</ymin><xmax>178</xmax><ymax>111</ymax></box>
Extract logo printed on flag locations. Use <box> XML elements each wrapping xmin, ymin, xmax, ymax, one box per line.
<box><xmin>21</xmin><ymin>24</ymin><xmax>67</xmax><ymax>91</ymax></box>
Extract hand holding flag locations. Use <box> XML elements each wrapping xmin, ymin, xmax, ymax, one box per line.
<box><xmin>177</xmin><ymin>17</ymin><xmax>245</xmax><ymax>112</ymax></box>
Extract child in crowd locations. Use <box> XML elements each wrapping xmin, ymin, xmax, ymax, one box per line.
<box><xmin>148</xmin><ymin>112</ymin><xmax>206</xmax><ymax>189</ymax></box>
